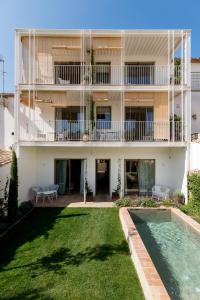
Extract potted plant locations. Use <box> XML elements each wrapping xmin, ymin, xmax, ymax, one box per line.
<box><xmin>85</xmin><ymin>179</ymin><xmax>93</xmax><ymax>201</ymax></box>
<box><xmin>82</xmin><ymin>74</ymin><xmax>89</xmax><ymax>86</ymax></box>
<box><xmin>173</xmin><ymin>191</ymin><xmax>185</xmax><ymax>205</ymax></box>
<box><xmin>82</xmin><ymin>129</ymin><xmax>89</xmax><ymax>142</ymax></box>
<box><xmin>112</xmin><ymin>189</ymin><xmax>119</xmax><ymax>201</ymax></box>
<box><xmin>112</xmin><ymin>172</ymin><xmax>121</xmax><ymax>201</ymax></box>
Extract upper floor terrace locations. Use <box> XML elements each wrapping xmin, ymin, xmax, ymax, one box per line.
<box><xmin>15</xmin><ymin>29</ymin><xmax>191</xmax><ymax>91</ymax></box>
<box><xmin>17</xmin><ymin>90</ymin><xmax>189</xmax><ymax>146</ymax></box>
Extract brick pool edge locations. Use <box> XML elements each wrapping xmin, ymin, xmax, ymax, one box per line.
<box><xmin>119</xmin><ymin>207</ymin><xmax>170</xmax><ymax>300</ymax></box>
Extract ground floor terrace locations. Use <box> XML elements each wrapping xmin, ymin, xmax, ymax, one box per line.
<box><xmin>17</xmin><ymin>146</ymin><xmax>188</xmax><ymax>204</ymax></box>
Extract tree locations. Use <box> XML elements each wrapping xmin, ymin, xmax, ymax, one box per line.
<box><xmin>8</xmin><ymin>149</ymin><xmax>18</xmax><ymax>221</ymax></box>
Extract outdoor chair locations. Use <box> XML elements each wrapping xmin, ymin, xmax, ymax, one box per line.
<box><xmin>152</xmin><ymin>185</ymin><xmax>171</xmax><ymax>201</ymax></box>
<box><xmin>48</xmin><ymin>184</ymin><xmax>59</xmax><ymax>199</ymax></box>
<box><xmin>32</xmin><ymin>187</ymin><xmax>44</xmax><ymax>203</ymax></box>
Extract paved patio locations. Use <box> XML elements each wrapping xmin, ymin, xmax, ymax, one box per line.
<box><xmin>34</xmin><ymin>194</ymin><xmax>115</xmax><ymax>208</ymax></box>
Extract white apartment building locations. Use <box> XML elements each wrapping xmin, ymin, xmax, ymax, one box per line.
<box><xmin>14</xmin><ymin>29</ymin><xmax>192</xmax><ymax>202</ymax></box>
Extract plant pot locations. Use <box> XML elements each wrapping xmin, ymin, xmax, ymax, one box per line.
<box><xmin>82</xmin><ymin>80</ymin><xmax>89</xmax><ymax>86</ymax></box>
<box><xmin>174</xmin><ymin>196</ymin><xmax>185</xmax><ymax>205</ymax></box>
<box><xmin>112</xmin><ymin>192</ymin><xmax>119</xmax><ymax>201</ymax></box>
<box><xmin>86</xmin><ymin>192</ymin><xmax>93</xmax><ymax>202</ymax></box>
<box><xmin>83</xmin><ymin>134</ymin><xmax>89</xmax><ymax>142</ymax></box>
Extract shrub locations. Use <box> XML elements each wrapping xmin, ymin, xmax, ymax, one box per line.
<box><xmin>8</xmin><ymin>149</ymin><xmax>18</xmax><ymax>222</ymax></box>
<box><xmin>115</xmin><ymin>198</ymin><xmax>132</xmax><ymax>207</ymax></box>
<box><xmin>116</xmin><ymin>197</ymin><xmax>154</xmax><ymax>208</ymax></box>
<box><xmin>162</xmin><ymin>199</ymin><xmax>176</xmax><ymax>207</ymax></box>
<box><xmin>188</xmin><ymin>170</ymin><xmax>200</xmax><ymax>208</ymax></box>
<box><xmin>141</xmin><ymin>198</ymin><xmax>158</xmax><ymax>208</ymax></box>
<box><xmin>0</xmin><ymin>177</ymin><xmax>9</xmax><ymax>219</ymax></box>
<box><xmin>18</xmin><ymin>201</ymin><xmax>34</xmax><ymax>215</ymax></box>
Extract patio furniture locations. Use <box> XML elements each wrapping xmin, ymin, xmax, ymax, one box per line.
<box><xmin>152</xmin><ymin>185</ymin><xmax>171</xmax><ymax>201</ymax></box>
<box><xmin>32</xmin><ymin>187</ymin><xmax>44</xmax><ymax>203</ymax></box>
<box><xmin>48</xmin><ymin>184</ymin><xmax>59</xmax><ymax>199</ymax></box>
<box><xmin>42</xmin><ymin>190</ymin><xmax>56</xmax><ymax>202</ymax></box>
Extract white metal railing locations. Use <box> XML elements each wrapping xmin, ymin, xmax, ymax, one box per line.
<box><xmin>192</xmin><ymin>72</ymin><xmax>200</xmax><ymax>90</ymax></box>
<box><xmin>124</xmin><ymin>65</ymin><xmax>169</xmax><ymax>85</ymax></box>
<box><xmin>21</xmin><ymin>64</ymin><xmax>182</xmax><ymax>86</ymax></box>
<box><xmin>19</xmin><ymin>120</ymin><xmax>184</xmax><ymax>142</ymax></box>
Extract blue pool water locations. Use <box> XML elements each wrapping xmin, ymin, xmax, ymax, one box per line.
<box><xmin>130</xmin><ymin>209</ymin><xmax>200</xmax><ymax>300</ymax></box>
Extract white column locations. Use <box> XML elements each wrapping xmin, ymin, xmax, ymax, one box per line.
<box><xmin>181</xmin><ymin>30</ymin><xmax>184</xmax><ymax>142</ymax></box>
<box><xmin>167</xmin><ymin>30</ymin><xmax>171</xmax><ymax>141</ymax></box>
<box><xmin>14</xmin><ymin>87</ymin><xmax>20</xmax><ymax>145</ymax></box>
<box><xmin>172</xmin><ymin>30</ymin><xmax>175</xmax><ymax>142</ymax></box>
<box><xmin>14</xmin><ymin>31</ymin><xmax>20</xmax><ymax>86</ymax></box>
<box><xmin>120</xmin><ymin>158</ymin><xmax>124</xmax><ymax>198</ymax></box>
<box><xmin>83</xmin><ymin>159</ymin><xmax>86</xmax><ymax>203</ymax></box>
<box><xmin>120</xmin><ymin>30</ymin><xmax>125</xmax><ymax>142</ymax></box>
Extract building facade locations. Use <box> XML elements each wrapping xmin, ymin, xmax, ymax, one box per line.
<box><xmin>14</xmin><ymin>29</ymin><xmax>191</xmax><ymax>202</ymax></box>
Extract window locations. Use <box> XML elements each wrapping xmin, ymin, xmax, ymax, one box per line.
<box><xmin>96</xmin><ymin>106</ymin><xmax>111</xmax><ymax>129</ymax></box>
<box><xmin>95</xmin><ymin>62</ymin><xmax>111</xmax><ymax>84</ymax></box>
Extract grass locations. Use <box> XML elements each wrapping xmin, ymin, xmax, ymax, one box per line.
<box><xmin>0</xmin><ymin>208</ymin><xmax>144</xmax><ymax>300</ymax></box>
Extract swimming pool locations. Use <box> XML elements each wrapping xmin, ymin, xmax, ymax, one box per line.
<box><xmin>130</xmin><ymin>209</ymin><xmax>200</xmax><ymax>300</ymax></box>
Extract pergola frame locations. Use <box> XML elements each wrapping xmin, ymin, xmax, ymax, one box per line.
<box><xmin>14</xmin><ymin>29</ymin><xmax>191</xmax><ymax>202</ymax></box>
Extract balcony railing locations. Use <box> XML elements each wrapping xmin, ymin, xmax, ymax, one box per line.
<box><xmin>21</xmin><ymin>65</ymin><xmax>182</xmax><ymax>86</ymax></box>
<box><xmin>20</xmin><ymin>120</ymin><xmax>184</xmax><ymax>142</ymax></box>
<box><xmin>192</xmin><ymin>72</ymin><xmax>200</xmax><ymax>90</ymax></box>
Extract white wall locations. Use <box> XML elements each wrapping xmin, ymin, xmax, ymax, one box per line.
<box><xmin>191</xmin><ymin>92</ymin><xmax>200</xmax><ymax>133</ymax></box>
<box><xmin>0</xmin><ymin>96</ymin><xmax>15</xmax><ymax>149</ymax></box>
<box><xmin>18</xmin><ymin>146</ymin><xmax>37</xmax><ymax>202</ymax></box>
<box><xmin>190</xmin><ymin>142</ymin><xmax>200</xmax><ymax>170</ymax></box>
<box><xmin>0</xmin><ymin>163</ymin><xmax>10</xmax><ymax>199</ymax></box>
<box><xmin>191</xmin><ymin>63</ymin><xmax>200</xmax><ymax>133</ymax></box>
<box><xmin>18</xmin><ymin>146</ymin><xmax>187</xmax><ymax>202</ymax></box>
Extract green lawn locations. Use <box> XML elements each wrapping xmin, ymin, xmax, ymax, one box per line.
<box><xmin>0</xmin><ymin>208</ymin><xmax>144</xmax><ymax>300</ymax></box>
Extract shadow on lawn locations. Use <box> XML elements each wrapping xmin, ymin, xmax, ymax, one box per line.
<box><xmin>2</xmin><ymin>241</ymin><xmax>128</xmax><ymax>276</ymax></box>
<box><xmin>0</xmin><ymin>208</ymin><xmax>89</xmax><ymax>268</ymax></box>
<box><xmin>1</xmin><ymin>287</ymin><xmax>54</xmax><ymax>300</ymax></box>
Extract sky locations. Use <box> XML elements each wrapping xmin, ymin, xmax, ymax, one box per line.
<box><xmin>0</xmin><ymin>0</ymin><xmax>200</xmax><ymax>92</ymax></box>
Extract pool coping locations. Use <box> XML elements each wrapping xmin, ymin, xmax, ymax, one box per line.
<box><xmin>171</xmin><ymin>207</ymin><xmax>200</xmax><ymax>234</ymax></box>
<box><xmin>119</xmin><ymin>207</ymin><xmax>170</xmax><ymax>300</ymax></box>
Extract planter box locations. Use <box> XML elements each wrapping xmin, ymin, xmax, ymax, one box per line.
<box><xmin>86</xmin><ymin>192</ymin><xmax>94</xmax><ymax>202</ymax></box>
<box><xmin>112</xmin><ymin>193</ymin><xmax>119</xmax><ymax>201</ymax></box>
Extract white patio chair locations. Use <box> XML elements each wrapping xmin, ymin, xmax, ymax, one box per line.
<box><xmin>32</xmin><ymin>187</ymin><xmax>43</xmax><ymax>203</ymax></box>
<box><xmin>152</xmin><ymin>185</ymin><xmax>171</xmax><ymax>201</ymax></box>
<box><xmin>48</xmin><ymin>184</ymin><xmax>59</xmax><ymax>199</ymax></box>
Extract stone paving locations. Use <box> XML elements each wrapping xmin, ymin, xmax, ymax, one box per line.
<box><xmin>34</xmin><ymin>194</ymin><xmax>115</xmax><ymax>208</ymax></box>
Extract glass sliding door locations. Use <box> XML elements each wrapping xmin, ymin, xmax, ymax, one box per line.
<box><xmin>55</xmin><ymin>159</ymin><xmax>82</xmax><ymax>195</ymax></box>
<box><xmin>125</xmin><ymin>159</ymin><xmax>155</xmax><ymax>195</ymax></box>
<box><xmin>55</xmin><ymin>107</ymin><xmax>85</xmax><ymax>141</ymax></box>
<box><xmin>138</xmin><ymin>160</ymin><xmax>155</xmax><ymax>195</ymax></box>
<box><xmin>55</xmin><ymin>160</ymin><xmax>68</xmax><ymax>195</ymax></box>
<box><xmin>125</xmin><ymin>107</ymin><xmax>153</xmax><ymax>141</ymax></box>
<box><xmin>125</xmin><ymin>62</ymin><xmax>154</xmax><ymax>85</ymax></box>
<box><xmin>125</xmin><ymin>160</ymin><xmax>139</xmax><ymax>194</ymax></box>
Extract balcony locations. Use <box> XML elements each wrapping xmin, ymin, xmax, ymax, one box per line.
<box><xmin>21</xmin><ymin>64</ymin><xmax>181</xmax><ymax>86</ymax></box>
<box><xmin>20</xmin><ymin>120</ymin><xmax>184</xmax><ymax>143</ymax></box>
<box><xmin>192</xmin><ymin>72</ymin><xmax>200</xmax><ymax>90</ymax></box>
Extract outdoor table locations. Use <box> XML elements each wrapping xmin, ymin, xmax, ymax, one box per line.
<box><xmin>42</xmin><ymin>190</ymin><xmax>57</xmax><ymax>202</ymax></box>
